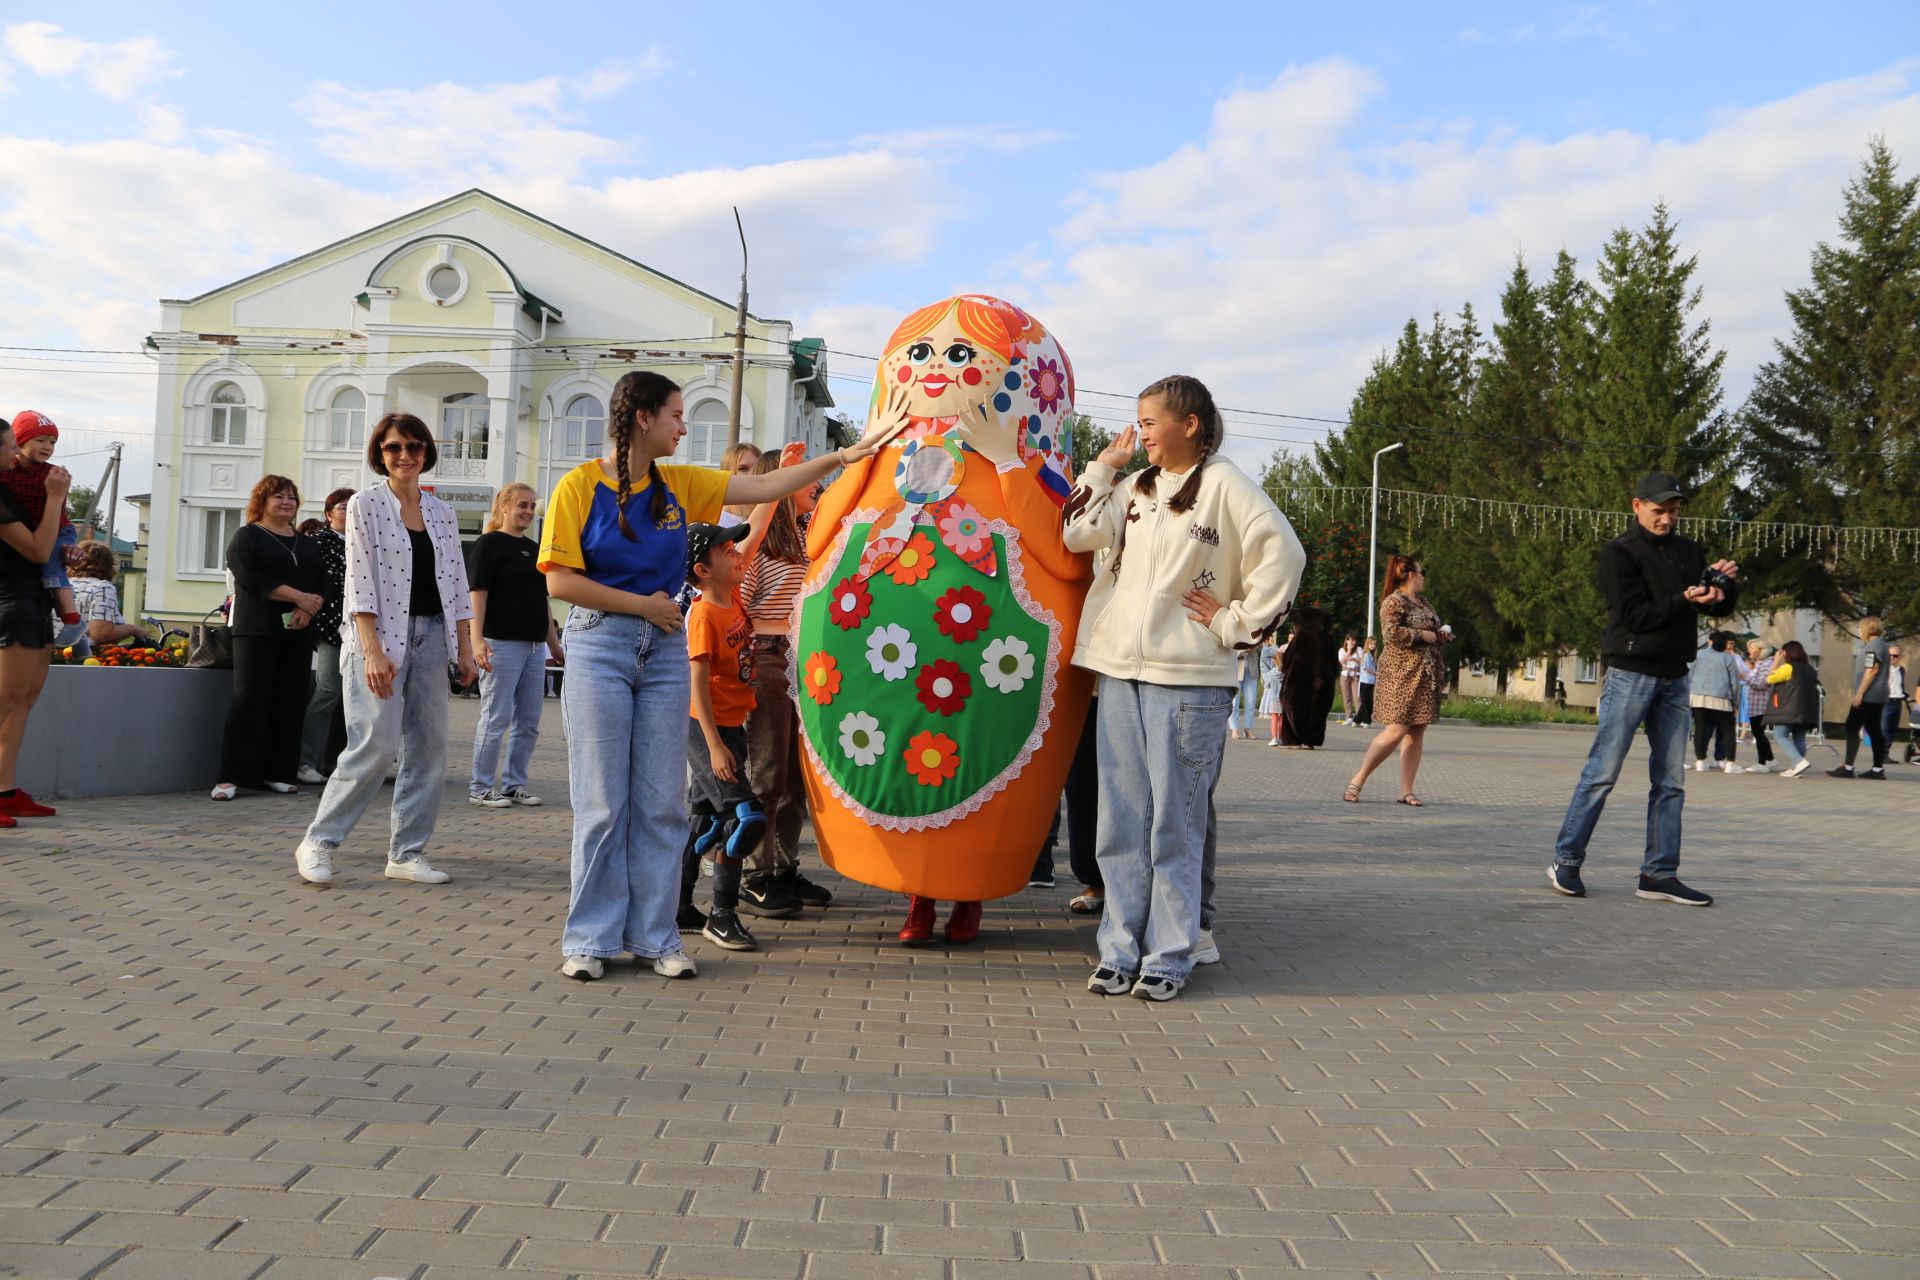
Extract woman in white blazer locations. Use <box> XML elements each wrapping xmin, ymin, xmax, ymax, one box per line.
<box><xmin>294</xmin><ymin>413</ymin><xmax>477</xmax><ymax>886</ymax></box>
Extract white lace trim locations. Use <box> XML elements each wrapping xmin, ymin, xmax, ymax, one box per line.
<box><xmin>791</xmin><ymin>506</ymin><xmax>1062</xmax><ymax>832</ymax></box>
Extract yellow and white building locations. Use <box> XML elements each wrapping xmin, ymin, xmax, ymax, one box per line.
<box><xmin>139</xmin><ymin>189</ymin><xmax>838</xmax><ymax>621</ymax></box>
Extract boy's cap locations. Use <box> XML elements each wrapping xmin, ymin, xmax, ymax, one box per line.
<box><xmin>11</xmin><ymin>410</ymin><xmax>57</xmax><ymax>444</ymax></box>
<box><xmin>685</xmin><ymin>521</ymin><xmax>749</xmax><ymax>579</ymax></box>
<box><xmin>1634</xmin><ymin>471</ymin><xmax>1685</xmax><ymax>503</ymax></box>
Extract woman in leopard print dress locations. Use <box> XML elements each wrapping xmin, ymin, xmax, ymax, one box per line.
<box><xmin>1345</xmin><ymin>555</ymin><xmax>1449</xmax><ymax>804</ymax></box>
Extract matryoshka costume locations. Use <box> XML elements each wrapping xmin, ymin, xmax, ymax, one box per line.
<box><xmin>794</xmin><ymin>296</ymin><xmax>1092</xmax><ymax>944</ymax></box>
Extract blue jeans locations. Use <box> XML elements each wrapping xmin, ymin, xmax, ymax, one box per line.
<box><xmin>1553</xmin><ymin>668</ymin><xmax>1689</xmax><ymax>879</ymax></box>
<box><xmin>41</xmin><ymin>523</ymin><xmax>75</xmax><ymax>592</ymax></box>
<box><xmin>470</xmin><ymin>638</ymin><xmax>546</xmax><ymax>796</ymax></box>
<box><xmin>1094</xmin><ymin>676</ymin><xmax>1231</xmax><ymax>982</ymax></box>
<box><xmin>304</xmin><ymin>615</ymin><xmax>449</xmax><ymax>863</ymax></box>
<box><xmin>559</xmin><ymin>609</ymin><xmax>688</xmax><ymax>961</ymax></box>
<box><xmin>1770</xmin><ymin>723</ymin><xmax>1809</xmax><ymax>768</ymax></box>
<box><xmin>1232</xmin><ymin>668</ymin><xmax>1259</xmax><ymax>732</ymax></box>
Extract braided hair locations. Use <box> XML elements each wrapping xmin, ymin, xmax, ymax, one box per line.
<box><xmin>607</xmin><ymin>371</ymin><xmax>681</xmax><ymax>539</ymax></box>
<box><xmin>1110</xmin><ymin>374</ymin><xmax>1225</xmax><ymax>577</ymax></box>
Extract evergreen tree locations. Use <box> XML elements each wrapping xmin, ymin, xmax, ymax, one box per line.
<box><xmin>1737</xmin><ymin>140</ymin><xmax>1920</xmax><ymax>629</ymax></box>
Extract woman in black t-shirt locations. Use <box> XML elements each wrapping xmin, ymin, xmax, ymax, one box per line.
<box><xmin>0</xmin><ymin>418</ymin><xmax>71</xmax><ymax>823</ymax></box>
<box><xmin>212</xmin><ymin>476</ymin><xmax>327</xmax><ymax>801</ymax></box>
<box><xmin>466</xmin><ymin>482</ymin><xmax>562</xmax><ymax>806</ymax></box>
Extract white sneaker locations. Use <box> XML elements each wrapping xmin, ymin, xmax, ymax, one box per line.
<box><xmin>1692</xmin><ymin>760</ymin><xmax>1708</xmax><ymax>773</ymax></box>
<box><xmin>561</xmin><ymin>955</ymin><xmax>604</xmax><ymax>981</ymax></box>
<box><xmin>653</xmin><ymin>951</ymin><xmax>697</xmax><ymax>979</ymax></box>
<box><xmin>1721</xmin><ymin>762</ymin><xmax>1745</xmax><ymax>774</ymax></box>
<box><xmin>1747</xmin><ymin>762</ymin><xmax>1774</xmax><ymax>774</ymax></box>
<box><xmin>1192</xmin><ymin>928</ymin><xmax>1222</xmax><ymax>966</ymax></box>
<box><xmin>468</xmin><ymin>790</ymin><xmax>512</xmax><ymax>809</ymax></box>
<box><xmin>294</xmin><ymin>839</ymin><xmax>334</xmax><ymax>886</ymax></box>
<box><xmin>1783</xmin><ymin>759</ymin><xmax>1812</xmax><ymax>778</ymax></box>
<box><xmin>502</xmin><ymin>788</ymin><xmax>543</xmax><ymax>806</ymax></box>
<box><xmin>385</xmin><ymin>856</ymin><xmax>450</xmax><ymax>884</ymax></box>
<box><xmin>296</xmin><ymin>765</ymin><xmax>326</xmax><ymax>785</ymax></box>
<box><xmin>1267</xmin><ymin>739</ymin><xmax>1280</xmax><ymax>747</ymax></box>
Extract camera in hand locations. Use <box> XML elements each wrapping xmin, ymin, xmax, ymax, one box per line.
<box><xmin>1698</xmin><ymin>565</ymin><xmax>1735</xmax><ymax>594</ymax></box>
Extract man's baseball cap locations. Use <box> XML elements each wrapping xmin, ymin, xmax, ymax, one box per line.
<box><xmin>1634</xmin><ymin>472</ymin><xmax>1685</xmax><ymax>504</ymax></box>
<box><xmin>684</xmin><ymin>521</ymin><xmax>749</xmax><ymax>580</ymax></box>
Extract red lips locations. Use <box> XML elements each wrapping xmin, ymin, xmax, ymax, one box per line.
<box><xmin>918</xmin><ymin>374</ymin><xmax>952</xmax><ymax>397</ymax></box>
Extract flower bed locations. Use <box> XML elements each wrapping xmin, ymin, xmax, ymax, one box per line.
<box><xmin>18</xmin><ymin>665</ymin><xmax>232</xmax><ymax>797</ymax></box>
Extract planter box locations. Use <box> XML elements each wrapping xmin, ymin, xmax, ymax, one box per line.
<box><xmin>20</xmin><ymin>666</ymin><xmax>232</xmax><ymax>798</ymax></box>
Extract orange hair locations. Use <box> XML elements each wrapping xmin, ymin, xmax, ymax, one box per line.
<box><xmin>882</xmin><ymin>295</ymin><xmax>1043</xmax><ymax>363</ymax></box>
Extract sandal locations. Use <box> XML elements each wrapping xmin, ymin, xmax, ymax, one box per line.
<box><xmin>210</xmin><ymin>783</ymin><xmax>237</xmax><ymax>801</ymax></box>
<box><xmin>1342</xmin><ymin>783</ymin><xmax>1362</xmax><ymax>803</ymax></box>
<box><xmin>1068</xmin><ymin>890</ymin><xmax>1104</xmax><ymax>915</ymax></box>
<box><xmin>1398</xmin><ymin>793</ymin><xmax>1424</xmax><ymax>807</ymax></box>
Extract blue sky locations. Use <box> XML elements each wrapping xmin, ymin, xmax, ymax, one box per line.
<box><xmin>1</xmin><ymin>3</ymin><xmax>1916</xmax><ymax>517</ymax></box>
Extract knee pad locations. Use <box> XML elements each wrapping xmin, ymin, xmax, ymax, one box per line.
<box><xmin>692</xmin><ymin>813</ymin><xmax>725</xmax><ymax>856</ymax></box>
<box><xmin>724</xmin><ymin>801</ymin><xmax>766</xmax><ymax>861</ymax></box>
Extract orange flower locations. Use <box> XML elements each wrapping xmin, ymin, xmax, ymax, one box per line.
<box><xmin>884</xmin><ymin>531</ymin><xmax>937</xmax><ymax>586</ymax></box>
<box><xmin>803</xmin><ymin>651</ymin><xmax>842</xmax><ymax>706</ymax></box>
<box><xmin>903</xmin><ymin>730</ymin><xmax>960</xmax><ymax>787</ymax></box>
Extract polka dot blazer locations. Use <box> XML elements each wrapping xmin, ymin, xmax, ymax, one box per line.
<box><xmin>343</xmin><ymin>481</ymin><xmax>473</xmax><ymax>669</ymax></box>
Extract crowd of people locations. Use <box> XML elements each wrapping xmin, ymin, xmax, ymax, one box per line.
<box><xmin>7</xmin><ymin>380</ymin><xmax>1915</xmax><ymax>1001</ymax></box>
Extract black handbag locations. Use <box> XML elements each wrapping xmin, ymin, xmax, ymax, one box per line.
<box><xmin>184</xmin><ymin>605</ymin><xmax>234</xmax><ymax>670</ymax></box>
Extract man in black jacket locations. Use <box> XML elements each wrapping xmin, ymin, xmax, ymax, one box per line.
<box><xmin>1549</xmin><ymin>473</ymin><xmax>1739</xmax><ymax>906</ymax></box>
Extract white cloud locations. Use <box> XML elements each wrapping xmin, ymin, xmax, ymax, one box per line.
<box><xmin>850</xmin><ymin>125</ymin><xmax>1070</xmax><ymax>154</ymax></box>
<box><xmin>3</xmin><ymin>21</ymin><xmax>173</xmax><ymax>101</ymax></box>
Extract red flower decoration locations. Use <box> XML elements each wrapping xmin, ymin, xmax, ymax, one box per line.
<box><xmin>803</xmin><ymin>651</ymin><xmax>842</xmax><ymax>706</ymax></box>
<box><xmin>903</xmin><ymin>731</ymin><xmax>961</xmax><ymax>787</ymax></box>
<box><xmin>933</xmin><ymin>585</ymin><xmax>992</xmax><ymax>643</ymax></box>
<box><xmin>827</xmin><ymin>576</ymin><xmax>872</xmax><ymax>631</ymax></box>
<box><xmin>914</xmin><ymin>659</ymin><xmax>972</xmax><ymax>716</ymax></box>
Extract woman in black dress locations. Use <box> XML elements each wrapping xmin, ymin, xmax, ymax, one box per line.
<box><xmin>1279</xmin><ymin>607</ymin><xmax>1335</xmax><ymax>748</ymax></box>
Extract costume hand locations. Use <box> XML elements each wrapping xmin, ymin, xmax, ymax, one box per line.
<box><xmin>1098</xmin><ymin>426</ymin><xmax>1138</xmax><ymax>470</ymax></box>
<box><xmin>709</xmin><ymin>741</ymin><xmax>738</xmax><ymax>783</ymax></box>
<box><xmin>959</xmin><ymin>401</ymin><xmax>1021</xmax><ymax>467</ymax></box>
<box><xmin>1183</xmin><ymin>587</ymin><xmax>1223</xmax><ymax>626</ymax></box>
<box><xmin>474</xmin><ymin>638</ymin><xmax>494</xmax><ymax>673</ymax></box>
<box><xmin>364</xmin><ymin>648</ymin><xmax>397</xmax><ymax>700</ymax></box>
<box><xmin>636</xmin><ymin>591</ymin><xmax>682</xmax><ymax>632</ymax></box>
<box><xmin>856</xmin><ymin>385</ymin><xmax>913</xmax><ymax>453</ymax></box>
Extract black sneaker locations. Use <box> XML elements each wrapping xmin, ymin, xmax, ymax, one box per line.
<box><xmin>1860</xmin><ymin>767</ymin><xmax>1886</xmax><ymax>780</ymax></box>
<box><xmin>1636</xmin><ymin>875</ymin><xmax>1713</xmax><ymax>907</ymax></box>
<box><xmin>1028</xmin><ymin>873</ymin><xmax>1057</xmax><ymax>888</ymax></box>
<box><xmin>1548</xmin><ymin>865</ymin><xmax>1585</xmax><ymax>898</ymax></box>
<box><xmin>676</xmin><ymin>904</ymin><xmax>708</xmax><ymax>934</ymax></box>
<box><xmin>777</xmin><ymin>866</ymin><xmax>833</xmax><ymax>907</ymax></box>
<box><xmin>737</xmin><ymin>873</ymin><xmax>803</xmax><ymax>918</ymax></box>
<box><xmin>1827</xmin><ymin>765</ymin><xmax>1855</xmax><ymax>778</ymax></box>
<box><xmin>701</xmin><ymin>909</ymin><xmax>757</xmax><ymax>951</ymax></box>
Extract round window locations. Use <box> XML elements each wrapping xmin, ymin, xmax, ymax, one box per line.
<box><xmin>426</xmin><ymin>264</ymin><xmax>463</xmax><ymax>301</ymax></box>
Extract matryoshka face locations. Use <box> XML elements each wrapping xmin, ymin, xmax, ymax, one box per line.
<box><xmin>880</xmin><ymin>311</ymin><xmax>1009</xmax><ymax>420</ymax></box>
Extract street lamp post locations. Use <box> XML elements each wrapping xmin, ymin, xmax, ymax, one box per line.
<box><xmin>1369</xmin><ymin>442</ymin><xmax>1404</xmax><ymax>639</ymax></box>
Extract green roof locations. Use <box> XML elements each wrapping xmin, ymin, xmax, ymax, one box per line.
<box><xmin>790</xmin><ymin>338</ymin><xmax>834</xmax><ymax>408</ymax></box>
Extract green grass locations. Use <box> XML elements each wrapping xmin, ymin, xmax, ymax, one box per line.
<box><xmin>1437</xmin><ymin>695</ymin><xmax>1598</xmax><ymax>726</ymax></box>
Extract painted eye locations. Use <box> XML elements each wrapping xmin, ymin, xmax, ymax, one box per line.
<box><xmin>944</xmin><ymin>344</ymin><xmax>976</xmax><ymax>366</ymax></box>
<box><xmin>906</xmin><ymin>342</ymin><xmax>934</xmax><ymax>365</ymax></box>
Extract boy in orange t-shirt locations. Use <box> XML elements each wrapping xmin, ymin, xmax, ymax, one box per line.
<box><xmin>678</xmin><ymin>522</ymin><xmax>766</xmax><ymax>952</ymax></box>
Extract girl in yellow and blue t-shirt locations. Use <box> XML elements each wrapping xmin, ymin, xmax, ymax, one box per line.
<box><xmin>539</xmin><ymin>370</ymin><xmax>882</xmax><ymax>981</ymax></box>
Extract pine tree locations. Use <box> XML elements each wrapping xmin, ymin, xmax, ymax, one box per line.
<box><xmin>1737</xmin><ymin>140</ymin><xmax>1920</xmax><ymax>628</ymax></box>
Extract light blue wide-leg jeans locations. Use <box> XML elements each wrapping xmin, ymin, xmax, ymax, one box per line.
<box><xmin>470</xmin><ymin>638</ymin><xmax>546</xmax><ymax>796</ymax></box>
<box><xmin>305</xmin><ymin>615</ymin><xmax>450</xmax><ymax>864</ymax></box>
<box><xmin>1093</xmin><ymin>675</ymin><xmax>1233</xmax><ymax>983</ymax></box>
<box><xmin>559</xmin><ymin>610</ymin><xmax>689</xmax><ymax>961</ymax></box>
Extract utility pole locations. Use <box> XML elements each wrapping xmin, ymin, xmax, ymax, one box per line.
<box><xmin>104</xmin><ymin>442</ymin><xmax>122</xmax><ymax>546</ymax></box>
<box><xmin>726</xmin><ymin>207</ymin><xmax>749</xmax><ymax>451</ymax></box>
<box><xmin>1368</xmin><ymin>441</ymin><xmax>1404</xmax><ymax>639</ymax></box>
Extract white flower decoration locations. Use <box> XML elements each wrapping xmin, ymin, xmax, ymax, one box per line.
<box><xmin>837</xmin><ymin>711</ymin><xmax>886</xmax><ymax>767</ymax></box>
<box><xmin>866</xmin><ymin>623</ymin><xmax>918</xmax><ymax>681</ymax></box>
<box><xmin>980</xmin><ymin>636</ymin><xmax>1035</xmax><ymax>693</ymax></box>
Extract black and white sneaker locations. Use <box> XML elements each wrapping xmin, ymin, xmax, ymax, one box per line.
<box><xmin>1086</xmin><ymin>966</ymin><xmax>1133</xmax><ymax>995</ymax></box>
<box><xmin>1131</xmin><ymin>975</ymin><xmax>1183</xmax><ymax>1001</ymax></box>
<box><xmin>738</xmin><ymin>873</ymin><xmax>803</xmax><ymax>918</ymax></box>
<box><xmin>1548</xmin><ymin>865</ymin><xmax>1586</xmax><ymax>898</ymax></box>
<box><xmin>701</xmin><ymin>910</ymin><xmax>757</xmax><ymax>952</ymax></box>
<box><xmin>676</xmin><ymin>904</ymin><xmax>708</xmax><ymax>934</ymax></box>
<box><xmin>777</xmin><ymin>866</ymin><xmax>834</xmax><ymax>907</ymax></box>
<box><xmin>1827</xmin><ymin>765</ymin><xmax>1855</xmax><ymax>778</ymax></box>
<box><xmin>1636</xmin><ymin>875</ymin><xmax>1713</xmax><ymax>906</ymax></box>
<box><xmin>1028</xmin><ymin>873</ymin><xmax>1057</xmax><ymax>888</ymax></box>
<box><xmin>1860</xmin><ymin>767</ymin><xmax>1886</xmax><ymax>781</ymax></box>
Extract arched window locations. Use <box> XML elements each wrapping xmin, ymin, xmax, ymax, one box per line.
<box><xmin>326</xmin><ymin>386</ymin><xmax>365</xmax><ymax>452</ymax></box>
<box><xmin>440</xmin><ymin>392</ymin><xmax>488</xmax><ymax>461</ymax></box>
<box><xmin>683</xmin><ymin>399</ymin><xmax>729</xmax><ymax>466</ymax></box>
<box><xmin>560</xmin><ymin>394</ymin><xmax>603</xmax><ymax>459</ymax></box>
<box><xmin>209</xmin><ymin>382</ymin><xmax>247</xmax><ymax>446</ymax></box>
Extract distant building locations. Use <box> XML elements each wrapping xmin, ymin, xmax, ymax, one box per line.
<box><xmin>141</xmin><ymin>189</ymin><xmax>835</xmax><ymax>620</ymax></box>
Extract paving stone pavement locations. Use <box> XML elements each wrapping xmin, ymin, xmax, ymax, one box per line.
<box><xmin>2</xmin><ymin>700</ymin><xmax>1917</xmax><ymax>1280</ymax></box>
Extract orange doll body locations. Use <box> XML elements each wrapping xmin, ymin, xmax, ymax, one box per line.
<box><xmin>794</xmin><ymin>297</ymin><xmax>1091</xmax><ymax>902</ymax></box>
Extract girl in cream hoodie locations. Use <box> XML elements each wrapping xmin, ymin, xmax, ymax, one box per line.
<box><xmin>1063</xmin><ymin>375</ymin><xmax>1305</xmax><ymax>1000</ymax></box>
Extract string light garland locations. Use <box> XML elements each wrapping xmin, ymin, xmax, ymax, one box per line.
<box><xmin>1267</xmin><ymin>484</ymin><xmax>1920</xmax><ymax>562</ymax></box>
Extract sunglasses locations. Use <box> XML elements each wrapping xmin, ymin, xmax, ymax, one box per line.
<box><xmin>380</xmin><ymin>439</ymin><xmax>427</xmax><ymax>457</ymax></box>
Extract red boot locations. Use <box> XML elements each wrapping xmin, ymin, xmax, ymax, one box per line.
<box><xmin>0</xmin><ymin>789</ymin><xmax>55</xmax><ymax>818</ymax></box>
<box><xmin>944</xmin><ymin>900</ymin><xmax>982</xmax><ymax>944</ymax></box>
<box><xmin>898</xmin><ymin>895</ymin><xmax>936</xmax><ymax>945</ymax></box>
